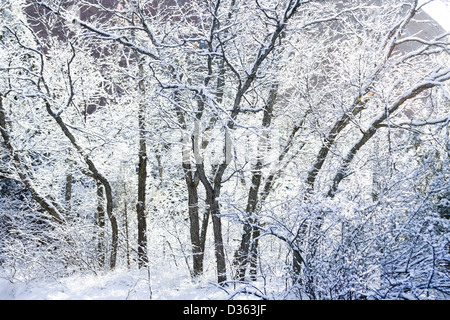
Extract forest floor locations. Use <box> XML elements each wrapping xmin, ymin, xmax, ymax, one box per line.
<box><xmin>0</xmin><ymin>266</ymin><xmax>286</xmax><ymax>300</ymax></box>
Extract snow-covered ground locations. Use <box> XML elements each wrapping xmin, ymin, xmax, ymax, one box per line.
<box><xmin>0</xmin><ymin>270</ymin><xmax>217</xmax><ymax>300</ymax></box>
<box><xmin>0</xmin><ymin>267</ymin><xmax>283</xmax><ymax>300</ymax></box>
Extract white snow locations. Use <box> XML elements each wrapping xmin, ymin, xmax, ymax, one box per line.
<box><xmin>0</xmin><ymin>269</ymin><xmax>210</xmax><ymax>300</ymax></box>
<box><xmin>0</xmin><ymin>267</ymin><xmax>276</xmax><ymax>300</ymax></box>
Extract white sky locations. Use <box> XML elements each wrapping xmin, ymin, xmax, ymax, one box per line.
<box><xmin>421</xmin><ymin>0</ymin><xmax>450</xmax><ymax>31</ymax></box>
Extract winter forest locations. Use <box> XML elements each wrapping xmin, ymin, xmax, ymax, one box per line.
<box><xmin>0</xmin><ymin>0</ymin><xmax>449</xmax><ymax>300</ymax></box>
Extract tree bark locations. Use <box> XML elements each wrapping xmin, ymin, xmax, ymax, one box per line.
<box><xmin>133</xmin><ymin>14</ymin><xmax>149</xmax><ymax>268</ymax></box>
<box><xmin>233</xmin><ymin>84</ymin><xmax>277</xmax><ymax>281</ymax></box>
<box><xmin>96</xmin><ymin>182</ymin><xmax>106</xmax><ymax>267</ymax></box>
<box><xmin>183</xmin><ymin>162</ymin><xmax>203</xmax><ymax>277</ymax></box>
<box><xmin>178</xmin><ymin>100</ymin><xmax>206</xmax><ymax>278</ymax></box>
<box><xmin>136</xmin><ymin>145</ymin><xmax>148</xmax><ymax>268</ymax></box>
<box><xmin>196</xmin><ymin>162</ymin><xmax>227</xmax><ymax>284</ymax></box>
<box><xmin>65</xmin><ymin>167</ymin><xmax>72</xmax><ymax>214</ymax></box>
<box><xmin>136</xmin><ymin>72</ymin><xmax>148</xmax><ymax>268</ymax></box>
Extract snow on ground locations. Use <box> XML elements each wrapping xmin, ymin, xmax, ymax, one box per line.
<box><xmin>0</xmin><ymin>267</ymin><xmax>278</xmax><ymax>300</ymax></box>
<box><xmin>0</xmin><ymin>269</ymin><xmax>220</xmax><ymax>300</ymax></box>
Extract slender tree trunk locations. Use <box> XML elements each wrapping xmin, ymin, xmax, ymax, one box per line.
<box><xmin>234</xmin><ymin>169</ymin><xmax>262</xmax><ymax>280</ymax></box>
<box><xmin>131</xmin><ymin>13</ymin><xmax>149</xmax><ymax>268</ymax></box>
<box><xmin>197</xmin><ymin>162</ymin><xmax>227</xmax><ymax>284</ymax></box>
<box><xmin>210</xmin><ymin>197</ymin><xmax>227</xmax><ymax>284</ymax></box>
<box><xmin>305</xmin><ymin>100</ymin><xmax>367</xmax><ymax>195</ymax></box>
<box><xmin>124</xmin><ymin>195</ymin><xmax>131</xmax><ymax>268</ymax></box>
<box><xmin>136</xmin><ymin>99</ymin><xmax>148</xmax><ymax>267</ymax></box>
<box><xmin>248</xmin><ymin>227</ymin><xmax>260</xmax><ymax>280</ymax></box>
<box><xmin>136</xmin><ymin>148</ymin><xmax>148</xmax><ymax>267</ymax></box>
<box><xmin>65</xmin><ymin>172</ymin><xmax>72</xmax><ymax>214</ymax></box>
<box><xmin>178</xmin><ymin>101</ymin><xmax>206</xmax><ymax>278</ymax></box>
<box><xmin>45</xmin><ymin>100</ymin><xmax>119</xmax><ymax>269</ymax></box>
<box><xmin>233</xmin><ymin>84</ymin><xmax>277</xmax><ymax>281</ymax></box>
<box><xmin>183</xmin><ymin>162</ymin><xmax>203</xmax><ymax>277</ymax></box>
<box><xmin>198</xmin><ymin>205</ymin><xmax>210</xmax><ymax>272</ymax></box>
<box><xmin>96</xmin><ymin>182</ymin><xmax>106</xmax><ymax>268</ymax></box>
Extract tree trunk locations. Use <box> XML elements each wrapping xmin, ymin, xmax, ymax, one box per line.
<box><xmin>45</xmin><ymin>100</ymin><xmax>119</xmax><ymax>269</ymax></box>
<box><xmin>103</xmin><ymin>179</ymin><xmax>119</xmax><ymax>269</ymax></box>
<box><xmin>183</xmin><ymin>162</ymin><xmax>203</xmax><ymax>278</ymax></box>
<box><xmin>197</xmin><ymin>162</ymin><xmax>227</xmax><ymax>284</ymax></box>
<box><xmin>248</xmin><ymin>227</ymin><xmax>260</xmax><ymax>281</ymax></box>
<box><xmin>136</xmin><ymin>93</ymin><xmax>148</xmax><ymax>267</ymax></box>
<box><xmin>65</xmin><ymin>172</ymin><xmax>72</xmax><ymax>214</ymax></box>
<box><xmin>234</xmin><ymin>169</ymin><xmax>262</xmax><ymax>280</ymax></box>
<box><xmin>96</xmin><ymin>182</ymin><xmax>106</xmax><ymax>268</ymax></box>
<box><xmin>136</xmin><ymin>143</ymin><xmax>148</xmax><ymax>267</ymax></box>
<box><xmin>198</xmin><ymin>205</ymin><xmax>210</xmax><ymax>274</ymax></box>
<box><xmin>233</xmin><ymin>84</ymin><xmax>277</xmax><ymax>281</ymax></box>
<box><xmin>132</xmin><ymin>15</ymin><xmax>149</xmax><ymax>268</ymax></box>
<box><xmin>179</xmin><ymin>104</ymin><xmax>206</xmax><ymax>278</ymax></box>
<box><xmin>210</xmin><ymin>197</ymin><xmax>227</xmax><ymax>284</ymax></box>
<box><xmin>124</xmin><ymin>195</ymin><xmax>131</xmax><ymax>268</ymax></box>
